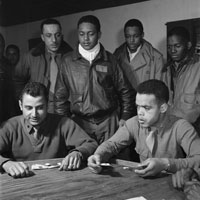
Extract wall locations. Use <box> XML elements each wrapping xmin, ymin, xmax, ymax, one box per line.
<box><xmin>0</xmin><ymin>26</ymin><xmax>6</xmax><ymax>41</ymax></box>
<box><xmin>4</xmin><ymin>0</ymin><xmax>200</xmax><ymax>59</ymax></box>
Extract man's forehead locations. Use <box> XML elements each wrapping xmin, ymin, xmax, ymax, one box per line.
<box><xmin>136</xmin><ymin>93</ymin><xmax>157</xmax><ymax>104</ymax></box>
<box><xmin>42</xmin><ymin>24</ymin><xmax>61</xmax><ymax>33</ymax></box>
<box><xmin>22</xmin><ymin>94</ymin><xmax>45</xmax><ymax>103</ymax></box>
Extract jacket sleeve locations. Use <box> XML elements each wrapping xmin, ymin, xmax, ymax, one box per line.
<box><xmin>168</xmin><ymin>120</ymin><xmax>200</xmax><ymax>172</ymax></box>
<box><xmin>0</xmin><ymin>125</ymin><xmax>12</xmax><ymax>171</ymax></box>
<box><xmin>111</xmin><ymin>55</ymin><xmax>137</xmax><ymax>120</ymax></box>
<box><xmin>62</xmin><ymin>117</ymin><xmax>98</xmax><ymax>161</ymax></box>
<box><xmin>54</xmin><ymin>60</ymin><xmax>71</xmax><ymax>116</ymax></box>
<box><xmin>94</xmin><ymin>118</ymin><xmax>136</xmax><ymax>162</ymax></box>
<box><xmin>150</xmin><ymin>51</ymin><xmax>164</xmax><ymax>81</ymax></box>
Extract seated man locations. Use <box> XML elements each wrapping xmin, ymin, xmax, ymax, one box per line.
<box><xmin>88</xmin><ymin>79</ymin><xmax>200</xmax><ymax>177</ymax></box>
<box><xmin>0</xmin><ymin>82</ymin><xmax>97</xmax><ymax>178</ymax></box>
<box><xmin>172</xmin><ymin>168</ymin><xmax>200</xmax><ymax>200</ymax></box>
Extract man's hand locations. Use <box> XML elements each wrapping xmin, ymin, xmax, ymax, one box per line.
<box><xmin>87</xmin><ymin>154</ymin><xmax>102</xmax><ymax>174</ymax></box>
<box><xmin>2</xmin><ymin>160</ymin><xmax>32</xmax><ymax>178</ymax></box>
<box><xmin>119</xmin><ymin>119</ymin><xmax>126</xmax><ymax>127</ymax></box>
<box><xmin>59</xmin><ymin>151</ymin><xmax>82</xmax><ymax>171</ymax></box>
<box><xmin>134</xmin><ymin>158</ymin><xmax>168</xmax><ymax>177</ymax></box>
<box><xmin>184</xmin><ymin>181</ymin><xmax>200</xmax><ymax>200</ymax></box>
<box><xmin>172</xmin><ymin>168</ymin><xmax>199</xmax><ymax>189</ymax></box>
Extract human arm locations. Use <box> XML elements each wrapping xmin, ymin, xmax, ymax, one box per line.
<box><xmin>150</xmin><ymin>51</ymin><xmax>164</xmax><ymax>81</ymax></box>
<box><xmin>62</xmin><ymin>117</ymin><xmax>98</xmax><ymax>162</ymax></box>
<box><xmin>172</xmin><ymin>168</ymin><xmax>200</xmax><ymax>189</ymax></box>
<box><xmin>111</xmin><ymin>56</ymin><xmax>137</xmax><ymax>120</ymax></box>
<box><xmin>134</xmin><ymin>158</ymin><xmax>170</xmax><ymax>177</ymax></box>
<box><xmin>172</xmin><ymin>168</ymin><xmax>200</xmax><ymax>200</ymax></box>
<box><xmin>118</xmin><ymin>119</ymin><xmax>126</xmax><ymax>127</ymax></box>
<box><xmin>89</xmin><ymin>118</ymin><xmax>136</xmax><ymax>167</ymax></box>
<box><xmin>59</xmin><ymin>151</ymin><xmax>83</xmax><ymax>170</ymax></box>
<box><xmin>184</xmin><ymin>181</ymin><xmax>200</xmax><ymax>200</ymax></box>
<box><xmin>87</xmin><ymin>154</ymin><xmax>103</xmax><ymax>174</ymax></box>
<box><xmin>2</xmin><ymin>160</ymin><xmax>32</xmax><ymax>178</ymax></box>
<box><xmin>54</xmin><ymin>59</ymin><xmax>71</xmax><ymax>116</ymax></box>
<box><xmin>168</xmin><ymin>120</ymin><xmax>200</xmax><ymax>172</ymax></box>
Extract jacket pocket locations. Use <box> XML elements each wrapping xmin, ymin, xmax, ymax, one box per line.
<box><xmin>180</xmin><ymin>93</ymin><xmax>200</xmax><ymax>109</ymax></box>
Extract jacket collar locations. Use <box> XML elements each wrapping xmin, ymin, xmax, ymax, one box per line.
<box><xmin>31</xmin><ymin>40</ymin><xmax>72</xmax><ymax>57</ymax></box>
<box><xmin>72</xmin><ymin>43</ymin><xmax>108</xmax><ymax>62</ymax></box>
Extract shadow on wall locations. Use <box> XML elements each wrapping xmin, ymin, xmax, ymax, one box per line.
<box><xmin>158</xmin><ymin>37</ymin><xmax>167</xmax><ymax>63</ymax></box>
<box><xmin>66</xmin><ymin>28</ymin><xmax>78</xmax><ymax>48</ymax></box>
<box><xmin>115</xmin><ymin>28</ymin><xmax>125</xmax><ymax>51</ymax></box>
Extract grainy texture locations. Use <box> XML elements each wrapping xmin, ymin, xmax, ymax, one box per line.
<box><xmin>0</xmin><ymin>159</ymin><xmax>184</xmax><ymax>200</ymax></box>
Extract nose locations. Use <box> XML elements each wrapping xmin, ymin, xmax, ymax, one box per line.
<box><xmin>129</xmin><ymin>36</ymin><xmax>135</xmax><ymax>43</ymax></box>
<box><xmin>137</xmin><ymin>106</ymin><xmax>144</xmax><ymax>116</ymax></box>
<box><xmin>32</xmin><ymin>108</ymin><xmax>38</xmax><ymax>117</ymax></box>
<box><xmin>51</xmin><ymin>35</ymin><xmax>56</xmax><ymax>42</ymax></box>
<box><xmin>84</xmin><ymin>34</ymin><xmax>89</xmax><ymax>41</ymax></box>
<box><xmin>171</xmin><ymin>46</ymin><xmax>176</xmax><ymax>53</ymax></box>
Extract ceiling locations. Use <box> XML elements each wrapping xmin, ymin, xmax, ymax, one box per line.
<box><xmin>0</xmin><ymin>0</ymin><xmax>149</xmax><ymax>27</ymax></box>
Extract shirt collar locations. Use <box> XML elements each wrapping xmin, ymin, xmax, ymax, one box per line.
<box><xmin>127</xmin><ymin>44</ymin><xmax>142</xmax><ymax>61</ymax></box>
<box><xmin>148</xmin><ymin>112</ymin><xmax>170</xmax><ymax>135</ymax></box>
<box><xmin>23</xmin><ymin>115</ymin><xmax>49</xmax><ymax>135</ymax></box>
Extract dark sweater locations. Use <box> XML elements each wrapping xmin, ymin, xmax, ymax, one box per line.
<box><xmin>0</xmin><ymin>114</ymin><xmax>97</xmax><ymax>167</ymax></box>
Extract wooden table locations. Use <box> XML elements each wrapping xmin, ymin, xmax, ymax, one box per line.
<box><xmin>0</xmin><ymin>158</ymin><xmax>184</xmax><ymax>200</ymax></box>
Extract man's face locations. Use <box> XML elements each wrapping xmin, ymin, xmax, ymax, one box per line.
<box><xmin>6</xmin><ymin>48</ymin><xmax>19</xmax><ymax>66</ymax></box>
<box><xmin>124</xmin><ymin>26</ymin><xmax>143</xmax><ymax>53</ymax></box>
<box><xmin>136</xmin><ymin>93</ymin><xmax>162</xmax><ymax>128</ymax></box>
<box><xmin>78</xmin><ymin>22</ymin><xmax>101</xmax><ymax>50</ymax></box>
<box><xmin>41</xmin><ymin>24</ymin><xmax>62</xmax><ymax>53</ymax></box>
<box><xmin>167</xmin><ymin>35</ymin><xmax>189</xmax><ymax>63</ymax></box>
<box><xmin>19</xmin><ymin>94</ymin><xmax>47</xmax><ymax>128</ymax></box>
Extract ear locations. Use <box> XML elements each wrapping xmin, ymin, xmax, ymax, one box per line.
<box><xmin>41</xmin><ymin>34</ymin><xmax>44</xmax><ymax>42</ymax></box>
<box><xmin>141</xmin><ymin>32</ymin><xmax>144</xmax><ymax>38</ymax></box>
<box><xmin>98</xmin><ymin>31</ymin><xmax>102</xmax><ymax>40</ymax></box>
<box><xmin>160</xmin><ymin>103</ymin><xmax>168</xmax><ymax>113</ymax></box>
<box><xmin>19</xmin><ymin>100</ymin><xmax>23</xmax><ymax>111</ymax></box>
<box><xmin>187</xmin><ymin>41</ymin><xmax>192</xmax><ymax>50</ymax></box>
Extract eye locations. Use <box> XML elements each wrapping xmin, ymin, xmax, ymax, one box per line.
<box><xmin>25</xmin><ymin>106</ymin><xmax>32</xmax><ymax>110</ymax></box>
<box><xmin>56</xmin><ymin>33</ymin><xmax>62</xmax><ymax>38</ymax></box>
<box><xmin>37</xmin><ymin>106</ymin><xmax>44</xmax><ymax>110</ymax></box>
<box><xmin>45</xmin><ymin>34</ymin><xmax>51</xmax><ymax>38</ymax></box>
<box><xmin>79</xmin><ymin>32</ymin><xmax>84</xmax><ymax>36</ymax></box>
<box><xmin>144</xmin><ymin>106</ymin><xmax>151</xmax><ymax>111</ymax></box>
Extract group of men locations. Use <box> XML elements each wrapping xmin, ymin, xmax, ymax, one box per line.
<box><xmin>1</xmin><ymin>14</ymin><xmax>200</xmax><ymax>199</ymax></box>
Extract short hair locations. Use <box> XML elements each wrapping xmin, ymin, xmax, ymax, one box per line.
<box><xmin>40</xmin><ymin>18</ymin><xmax>62</xmax><ymax>33</ymax></box>
<box><xmin>168</xmin><ymin>26</ymin><xmax>190</xmax><ymax>42</ymax></box>
<box><xmin>0</xmin><ymin>33</ymin><xmax>5</xmax><ymax>49</ymax></box>
<box><xmin>124</xmin><ymin>19</ymin><xmax>143</xmax><ymax>34</ymax></box>
<box><xmin>20</xmin><ymin>82</ymin><xmax>48</xmax><ymax>103</ymax></box>
<box><xmin>137</xmin><ymin>79</ymin><xmax>169</xmax><ymax>104</ymax></box>
<box><xmin>6</xmin><ymin>44</ymin><xmax>20</xmax><ymax>55</ymax></box>
<box><xmin>77</xmin><ymin>15</ymin><xmax>101</xmax><ymax>32</ymax></box>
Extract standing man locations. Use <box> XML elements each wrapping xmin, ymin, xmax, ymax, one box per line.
<box><xmin>6</xmin><ymin>44</ymin><xmax>21</xmax><ymax>116</ymax></box>
<box><xmin>114</xmin><ymin>19</ymin><xmax>164</xmax><ymax>90</ymax></box>
<box><xmin>0</xmin><ymin>33</ymin><xmax>7</xmax><ymax>123</ymax></box>
<box><xmin>14</xmin><ymin>18</ymin><xmax>73</xmax><ymax>113</ymax></box>
<box><xmin>55</xmin><ymin>15</ymin><xmax>136</xmax><ymax>148</ymax></box>
<box><xmin>0</xmin><ymin>33</ymin><xmax>15</xmax><ymax>122</ymax></box>
<box><xmin>0</xmin><ymin>82</ymin><xmax>97</xmax><ymax>178</ymax></box>
<box><xmin>163</xmin><ymin>26</ymin><xmax>200</xmax><ymax>132</ymax></box>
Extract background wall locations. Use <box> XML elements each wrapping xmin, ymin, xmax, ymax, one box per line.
<box><xmin>3</xmin><ymin>0</ymin><xmax>200</xmax><ymax>59</ymax></box>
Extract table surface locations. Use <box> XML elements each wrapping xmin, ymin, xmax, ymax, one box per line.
<box><xmin>0</xmin><ymin>158</ymin><xmax>185</xmax><ymax>200</ymax></box>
